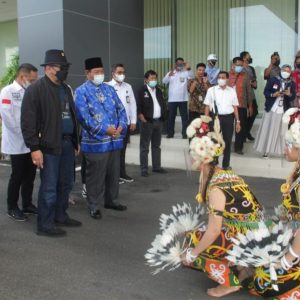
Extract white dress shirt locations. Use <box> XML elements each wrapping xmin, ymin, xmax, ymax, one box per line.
<box><xmin>0</xmin><ymin>80</ymin><xmax>30</xmax><ymax>154</ymax></box>
<box><xmin>162</xmin><ymin>69</ymin><xmax>194</xmax><ymax>102</ymax></box>
<box><xmin>107</xmin><ymin>79</ymin><xmax>137</xmax><ymax>125</ymax></box>
<box><xmin>147</xmin><ymin>85</ymin><xmax>161</xmax><ymax>119</ymax></box>
<box><xmin>204</xmin><ymin>85</ymin><xmax>239</xmax><ymax>115</ymax></box>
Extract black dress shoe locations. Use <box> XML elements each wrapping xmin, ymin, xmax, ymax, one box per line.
<box><xmin>90</xmin><ymin>209</ymin><xmax>102</xmax><ymax>219</ymax></box>
<box><xmin>56</xmin><ymin>218</ymin><xmax>82</xmax><ymax>227</ymax></box>
<box><xmin>152</xmin><ymin>168</ymin><xmax>168</xmax><ymax>174</ymax></box>
<box><xmin>182</xmin><ymin>135</ymin><xmax>188</xmax><ymax>139</ymax></box>
<box><xmin>166</xmin><ymin>135</ymin><xmax>174</xmax><ymax>138</ymax></box>
<box><xmin>104</xmin><ymin>204</ymin><xmax>127</xmax><ymax>211</ymax></box>
<box><xmin>247</xmin><ymin>135</ymin><xmax>255</xmax><ymax>141</ymax></box>
<box><xmin>223</xmin><ymin>166</ymin><xmax>232</xmax><ymax>171</ymax></box>
<box><xmin>23</xmin><ymin>204</ymin><xmax>38</xmax><ymax>215</ymax></box>
<box><xmin>235</xmin><ymin>150</ymin><xmax>244</xmax><ymax>155</ymax></box>
<box><xmin>141</xmin><ymin>171</ymin><xmax>149</xmax><ymax>177</ymax></box>
<box><xmin>37</xmin><ymin>227</ymin><xmax>66</xmax><ymax>237</ymax></box>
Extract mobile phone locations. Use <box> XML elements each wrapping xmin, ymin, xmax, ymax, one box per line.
<box><xmin>204</xmin><ymin>72</ymin><xmax>207</xmax><ymax>77</ymax></box>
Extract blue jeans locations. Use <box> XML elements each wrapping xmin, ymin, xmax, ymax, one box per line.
<box><xmin>167</xmin><ymin>101</ymin><xmax>188</xmax><ymax>137</ymax></box>
<box><xmin>37</xmin><ymin>138</ymin><xmax>75</xmax><ymax>230</ymax></box>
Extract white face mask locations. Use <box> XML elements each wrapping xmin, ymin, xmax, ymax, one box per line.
<box><xmin>23</xmin><ymin>80</ymin><xmax>31</xmax><ymax>89</ymax></box>
<box><xmin>115</xmin><ymin>74</ymin><xmax>125</xmax><ymax>82</ymax></box>
<box><xmin>92</xmin><ymin>74</ymin><xmax>104</xmax><ymax>85</ymax></box>
<box><xmin>218</xmin><ymin>78</ymin><xmax>227</xmax><ymax>86</ymax></box>
<box><xmin>281</xmin><ymin>71</ymin><xmax>290</xmax><ymax>79</ymax></box>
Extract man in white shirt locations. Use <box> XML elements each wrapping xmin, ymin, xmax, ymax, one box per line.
<box><xmin>107</xmin><ymin>64</ymin><xmax>137</xmax><ymax>183</ymax></box>
<box><xmin>137</xmin><ymin>70</ymin><xmax>167</xmax><ymax>177</ymax></box>
<box><xmin>163</xmin><ymin>57</ymin><xmax>193</xmax><ymax>139</ymax></box>
<box><xmin>204</xmin><ymin>71</ymin><xmax>241</xmax><ymax>170</ymax></box>
<box><xmin>0</xmin><ymin>63</ymin><xmax>38</xmax><ymax>221</ymax></box>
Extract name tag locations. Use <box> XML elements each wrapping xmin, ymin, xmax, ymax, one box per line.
<box><xmin>273</xmin><ymin>84</ymin><xmax>278</xmax><ymax>90</ymax></box>
<box><xmin>144</xmin><ymin>92</ymin><xmax>149</xmax><ymax>98</ymax></box>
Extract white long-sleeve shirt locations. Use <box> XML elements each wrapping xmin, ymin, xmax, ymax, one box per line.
<box><xmin>162</xmin><ymin>70</ymin><xmax>194</xmax><ymax>102</ymax></box>
<box><xmin>0</xmin><ymin>80</ymin><xmax>30</xmax><ymax>154</ymax></box>
<box><xmin>107</xmin><ymin>79</ymin><xmax>137</xmax><ymax>125</ymax></box>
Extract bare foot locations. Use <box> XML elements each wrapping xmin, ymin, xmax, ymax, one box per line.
<box><xmin>207</xmin><ymin>285</ymin><xmax>240</xmax><ymax>297</ymax></box>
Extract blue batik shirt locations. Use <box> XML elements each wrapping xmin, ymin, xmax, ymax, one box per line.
<box><xmin>205</xmin><ymin>66</ymin><xmax>220</xmax><ymax>85</ymax></box>
<box><xmin>74</xmin><ymin>80</ymin><xmax>127</xmax><ymax>153</ymax></box>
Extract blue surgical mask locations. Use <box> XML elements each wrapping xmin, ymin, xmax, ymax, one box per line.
<box><xmin>234</xmin><ymin>66</ymin><xmax>243</xmax><ymax>73</ymax></box>
<box><xmin>148</xmin><ymin>80</ymin><xmax>157</xmax><ymax>88</ymax></box>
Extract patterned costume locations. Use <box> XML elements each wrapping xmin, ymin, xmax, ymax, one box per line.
<box><xmin>187</xmin><ymin>169</ymin><xmax>263</xmax><ymax>288</ymax></box>
<box><xmin>252</xmin><ymin>170</ymin><xmax>300</xmax><ymax>299</ymax></box>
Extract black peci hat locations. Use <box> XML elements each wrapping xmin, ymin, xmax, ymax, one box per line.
<box><xmin>85</xmin><ymin>57</ymin><xmax>103</xmax><ymax>70</ymax></box>
<box><xmin>40</xmin><ymin>49</ymin><xmax>71</xmax><ymax>66</ymax></box>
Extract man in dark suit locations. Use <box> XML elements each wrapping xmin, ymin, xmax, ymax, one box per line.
<box><xmin>137</xmin><ymin>70</ymin><xmax>167</xmax><ymax>177</ymax></box>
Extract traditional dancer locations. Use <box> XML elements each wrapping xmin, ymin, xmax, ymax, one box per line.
<box><xmin>146</xmin><ymin>116</ymin><xmax>264</xmax><ymax>297</ymax></box>
<box><xmin>250</xmin><ymin>108</ymin><xmax>300</xmax><ymax>298</ymax></box>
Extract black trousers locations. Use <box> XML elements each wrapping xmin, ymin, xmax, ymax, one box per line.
<box><xmin>139</xmin><ymin>120</ymin><xmax>162</xmax><ymax>172</ymax></box>
<box><xmin>235</xmin><ymin>107</ymin><xmax>247</xmax><ymax>151</ymax></box>
<box><xmin>84</xmin><ymin>151</ymin><xmax>120</xmax><ymax>210</ymax></box>
<box><xmin>7</xmin><ymin>153</ymin><xmax>36</xmax><ymax>210</ymax></box>
<box><xmin>218</xmin><ymin>114</ymin><xmax>234</xmax><ymax>168</ymax></box>
<box><xmin>246</xmin><ymin>99</ymin><xmax>258</xmax><ymax>138</ymax></box>
<box><xmin>81</xmin><ymin>154</ymin><xmax>86</xmax><ymax>184</ymax></box>
<box><xmin>167</xmin><ymin>102</ymin><xmax>188</xmax><ymax>137</ymax></box>
<box><xmin>120</xmin><ymin>125</ymin><xmax>130</xmax><ymax>177</ymax></box>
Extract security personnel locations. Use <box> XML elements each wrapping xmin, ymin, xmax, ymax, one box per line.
<box><xmin>75</xmin><ymin>57</ymin><xmax>128</xmax><ymax>220</ymax></box>
<box><xmin>21</xmin><ymin>49</ymin><xmax>81</xmax><ymax>237</ymax></box>
<box><xmin>107</xmin><ymin>63</ymin><xmax>137</xmax><ymax>184</ymax></box>
<box><xmin>0</xmin><ymin>63</ymin><xmax>38</xmax><ymax>221</ymax></box>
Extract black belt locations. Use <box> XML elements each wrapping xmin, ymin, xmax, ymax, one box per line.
<box><xmin>218</xmin><ymin>113</ymin><xmax>234</xmax><ymax>117</ymax></box>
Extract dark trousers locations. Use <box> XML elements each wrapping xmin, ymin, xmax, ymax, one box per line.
<box><xmin>120</xmin><ymin>125</ymin><xmax>130</xmax><ymax>177</ymax></box>
<box><xmin>188</xmin><ymin>111</ymin><xmax>201</xmax><ymax>124</ymax></box>
<box><xmin>81</xmin><ymin>154</ymin><xmax>86</xmax><ymax>185</ymax></box>
<box><xmin>235</xmin><ymin>107</ymin><xmax>247</xmax><ymax>151</ymax></box>
<box><xmin>167</xmin><ymin>101</ymin><xmax>188</xmax><ymax>137</ymax></box>
<box><xmin>219</xmin><ymin>114</ymin><xmax>234</xmax><ymax>168</ymax></box>
<box><xmin>7</xmin><ymin>153</ymin><xmax>36</xmax><ymax>210</ymax></box>
<box><xmin>84</xmin><ymin>150</ymin><xmax>120</xmax><ymax>211</ymax></box>
<box><xmin>139</xmin><ymin>120</ymin><xmax>162</xmax><ymax>172</ymax></box>
<box><xmin>246</xmin><ymin>99</ymin><xmax>258</xmax><ymax>138</ymax></box>
<box><xmin>37</xmin><ymin>138</ymin><xmax>75</xmax><ymax>230</ymax></box>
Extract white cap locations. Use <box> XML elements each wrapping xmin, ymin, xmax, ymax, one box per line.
<box><xmin>207</xmin><ymin>53</ymin><xmax>218</xmax><ymax>61</ymax></box>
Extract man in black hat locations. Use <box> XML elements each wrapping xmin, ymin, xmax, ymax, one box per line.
<box><xmin>21</xmin><ymin>49</ymin><xmax>81</xmax><ymax>237</ymax></box>
<box><xmin>74</xmin><ymin>57</ymin><xmax>128</xmax><ymax>219</ymax></box>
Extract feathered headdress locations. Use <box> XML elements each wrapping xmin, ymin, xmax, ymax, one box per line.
<box><xmin>186</xmin><ymin>116</ymin><xmax>225</xmax><ymax>170</ymax></box>
<box><xmin>282</xmin><ymin>108</ymin><xmax>300</xmax><ymax>148</ymax></box>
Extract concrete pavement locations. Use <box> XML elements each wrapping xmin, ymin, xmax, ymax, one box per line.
<box><xmin>0</xmin><ymin>165</ymin><xmax>283</xmax><ymax>300</ymax></box>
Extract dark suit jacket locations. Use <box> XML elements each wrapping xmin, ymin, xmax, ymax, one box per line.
<box><xmin>264</xmin><ymin>76</ymin><xmax>296</xmax><ymax>112</ymax></box>
<box><xmin>137</xmin><ymin>85</ymin><xmax>167</xmax><ymax>121</ymax></box>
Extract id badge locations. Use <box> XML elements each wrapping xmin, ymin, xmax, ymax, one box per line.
<box><xmin>179</xmin><ymin>77</ymin><xmax>185</xmax><ymax>83</ymax></box>
<box><xmin>126</xmin><ymin>96</ymin><xmax>130</xmax><ymax>103</ymax></box>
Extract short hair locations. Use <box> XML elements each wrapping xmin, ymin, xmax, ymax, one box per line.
<box><xmin>175</xmin><ymin>57</ymin><xmax>184</xmax><ymax>63</ymax></box>
<box><xmin>218</xmin><ymin>71</ymin><xmax>229</xmax><ymax>78</ymax></box>
<box><xmin>144</xmin><ymin>69</ymin><xmax>157</xmax><ymax>79</ymax></box>
<box><xmin>196</xmin><ymin>63</ymin><xmax>206</xmax><ymax>69</ymax></box>
<box><xmin>232</xmin><ymin>57</ymin><xmax>243</xmax><ymax>64</ymax></box>
<box><xmin>240</xmin><ymin>51</ymin><xmax>249</xmax><ymax>59</ymax></box>
<box><xmin>111</xmin><ymin>63</ymin><xmax>124</xmax><ymax>73</ymax></box>
<box><xmin>281</xmin><ymin>64</ymin><xmax>292</xmax><ymax>70</ymax></box>
<box><xmin>17</xmin><ymin>63</ymin><xmax>38</xmax><ymax>76</ymax></box>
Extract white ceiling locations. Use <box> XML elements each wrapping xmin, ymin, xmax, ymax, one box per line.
<box><xmin>0</xmin><ymin>0</ymin><xmax>17</xmax><ymax>23</ymax></box>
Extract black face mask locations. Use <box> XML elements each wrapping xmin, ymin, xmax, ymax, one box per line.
<box><xmin>55</xmin><ymin>66</ymin><xmax>69</xmax><ymax>82</ymax></box>
<box><xmin>274</xmin><ymin>60</ymin><xmax>280</xmax><ymax>66</ymax></box>
<box><xmin>209</xmin><ymin>60</ymin><xmax>216</xmax><ymax>66</ymax></box>
<box><xmin>296</xmin><ymin>64</ymin><xmax>300</xmax><ymax>69</ymax></box>
<box><xmin>248</xmin><ymin>57</ymin><xmax>253</xmax><ymax>64</ymax></box>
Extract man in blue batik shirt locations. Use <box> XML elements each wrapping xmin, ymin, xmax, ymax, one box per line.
<box><xmin>75</xmin><ymin>57</ymin><xmax>128</xmax><ymax>219</ymax></box>
<box><xmin>205</xmin><ymin>53</ymin><xmax>220</xmax><ymax>86</ymax></box>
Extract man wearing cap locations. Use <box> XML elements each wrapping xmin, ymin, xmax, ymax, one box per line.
<box><xmin>21</xmin><ymin>49</ymin><xmax>81</xmax><ymax>237</ymax></box>
<box><xmin>206</xmin><ymin>54</ymin><xmax>220</xmax><ymax>85</ymax></box>
<box><xmin>107</xmin><ymin>63</ymin><xmax>137</xmax><ymax>184</ymax></box>
<box><xmin>162</xmin><ymin>57</ymin><xmax>193</xmax><ymax>139</ymax></box>
<box><xmin>75</xmin><ymin>57</ymin><xmax>128</xmax><ymax>220</ymax></box>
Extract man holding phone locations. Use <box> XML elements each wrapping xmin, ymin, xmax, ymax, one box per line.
<box><xmin>187</xmin><ymin>63</ymin><xmax>210</xmax><ymax>123</ymax></box>
<box><xmin>163</xmin><ymin>57</ymin><xmax>193</xmax><ymax>139</ymax></box>
<box><xmin>264</xmin><ymin>52</ymin><xmax>281</xmax><ymax>80</ymax></box>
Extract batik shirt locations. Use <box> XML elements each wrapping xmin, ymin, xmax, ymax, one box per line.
<box><xmin>75</xmin><ymin>81</ymin><xmax>127</xmax><ymax>153</ymax></box>
<box><xmin>187</xmin><ymin>78</ymin><xmax>210</xmax><ymax>114</ymax></box>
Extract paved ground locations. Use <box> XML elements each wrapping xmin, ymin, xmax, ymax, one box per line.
<box><xmin>0</xmin><ymin>164</ymin><xmax>283</xmax><ymax>300</ymax></box>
